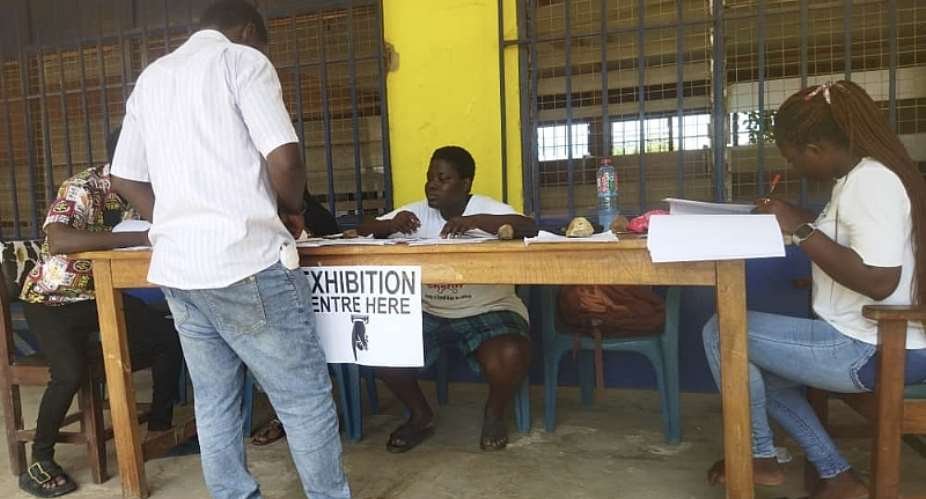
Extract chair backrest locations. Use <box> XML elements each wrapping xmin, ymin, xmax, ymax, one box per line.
<box><xmin>1</xmin><ymin>240</ymin><xmax>43</xmax><ymax>302</ymax></box>
<box><xmin>0</xmin><ymin>240</ymin><xmax>44</xmax><ymax>363</ymax></box>
<box><xmin>906</xmin><ymin>384</ymin><xmax>926</xmax><ymax>399</ymax></box>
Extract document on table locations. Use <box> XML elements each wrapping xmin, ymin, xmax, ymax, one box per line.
<box><xmin>664</xmin><ymin>198</ymin><xmax>755</xmax><ymax>215</ymax></box>
<box><xmin>524</xmin><ymin>231</ymin><xmax>619</xmax><ymax>245</ymax></box>
<box><xmin>647</xmin><ymin>214</ymin><xmax>785</xmax><ymax>263</ymax></box>
<box><xmin>112</xmin><ymin>219</ymin><xmax>151</xmax><ymax>233</ymax></box>
<box><xmin>406</xmin><ymin>237</ymin><xmax>495</xmax><ymax>246</ymax></box>
<box><xmin>296</xmin><ymin>237</ymin><xmax>401</xmax><ymax>247</ymax></box>
<box><xmin>112</xmin><ymin>219</ymin><xmax>152</xmax><ymax>251</ymax></box>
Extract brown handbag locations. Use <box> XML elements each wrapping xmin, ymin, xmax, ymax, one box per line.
<box><xmin>557</xmin><ymin>285</ymin><xmax>665</xmax><ymax>334</ymax></box>
<box><xmin>557</xmin><ymin>285</ymin><xmax>666</xmax><ymax>396</ymax></box>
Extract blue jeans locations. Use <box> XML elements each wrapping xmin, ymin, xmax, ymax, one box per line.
<box><xmin>702</xmin><ymin>312</ymin><xmax>875</xmax><ymax>479</ymax></box>
<box><xmin>162</xmin><ymin>263</ymin><xmax>350</xmax><ymax>499</ymax></box>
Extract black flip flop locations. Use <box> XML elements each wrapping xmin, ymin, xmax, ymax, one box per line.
<box><xmin>19</xmin><ymin>461</ymin><xmax>77</xmax><ymax>498</ymax></box>
<box><xmin>480</xmin><ymin>410</ymin><xmax>509</xmax><ymax>451</ymax></box>
<box><xmin>386</xmin><ymin>421</ymin><xmax>434</xmax><ymax>453</ymax></box>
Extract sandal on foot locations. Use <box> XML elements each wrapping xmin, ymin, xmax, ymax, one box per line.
<box><xmin>19</xmin><ymin>461</ymin><xmax>77</xmax><ymax>498</ymax></box>
<box><xmin>251</xmin><ymin>418</ymin><xmax>286</xmax><ymax>446</ymax></box>
<box><xmin>386</xmin><ymin>421</ymin><xmax>434</xmax><ymax>453</ymax></box>
<box><xmin>480</xmin><ymin>410</ymin><xmax>509</xmax><ymax>451</ymax></box>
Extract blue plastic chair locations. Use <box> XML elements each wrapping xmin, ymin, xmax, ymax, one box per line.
<box><xmin>540</xmin><ymin>286</ymin><xmax>682</xmax><ymax>444</ymax></box>
<box><xmin>344</xmin><ymin>285</ymin><xmax>535</xmax><ymax>436</ymax></box>
<box><xmin>330</xmin><ymin>364</ymin><xmax>380</xmax><ymax>441</ymax></box>
<box><xmin>434</xmin><ymin>285</ymin><xmax>533</xmax><ymax>433</ymax></box>
<box><xmin>435</xmin><ymin>349</ymin><xmax>532</xmax><ymax>433</ymax></box>
<box><xmin>241</xmin><ymin>365</ymin><xmax>378</xmax><ymax>442</ymax></box>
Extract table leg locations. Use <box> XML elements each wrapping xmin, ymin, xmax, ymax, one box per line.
<box><xmin>94</xmin><ymin>260</ymin><xmax>148</xmax><ymax>499</ymax></box>
<box><xmin>715</xmin><ymin>260</ymin><xmax>754</xmax><ymax>499</ymax></box>
<box><xmin>871</xmin><ymin>319</ymin><xmax>907</xmax><ymax>499</ymax></box>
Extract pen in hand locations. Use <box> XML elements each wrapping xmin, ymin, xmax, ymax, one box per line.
<box><xmin>758</xmin><ymin>173</ymin><xmax>782</xmax><ymax>209</ymax></box>
<box><xmin>768</xmin><ymin>173</ymin><xmax>782</xmax><ymax>196</ymax></box>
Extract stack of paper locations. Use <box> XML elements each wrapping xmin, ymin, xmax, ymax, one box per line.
<box><xmin>296</xmin><ymin>237</ymin><xmax>400</xmax><ymax>248</ymax></box>
<box><xmin>406</xmin><ymin>237</ymin><xmax>495</xmax><ymax>246</ymax></box>
<box><xmin>112</xmin><ymin>219</ymin><xmax>152</xmax><ymax>233</ymax></box>
<box><xmin>664</xmin><ymin>198</ymin><xmax>755</xmax><ymax>215</ymax></box>
<box><xmin>524</xmin><ymin>231</ymin><xmax>618</xmax><ymax>246</ymax></box>
<box><xmin>647</xmin><ymin>214</ymin><xmax>785</xmax><ymax>263</ymax></box>
<box><xmin>112</xmin><ymin>220</ymin><xmax>152</xmax><ymax>251</ymax></box>
<box><xmin>297</xmin><ymin>235</ymin><xmax>499</xmax><ymax>247</ymax></box>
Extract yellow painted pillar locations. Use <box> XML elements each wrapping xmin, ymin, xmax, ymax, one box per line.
<box><xmin>383</xmin><ymin>0</ymin><xmax>523</xmax><ymax>211</ymax></box>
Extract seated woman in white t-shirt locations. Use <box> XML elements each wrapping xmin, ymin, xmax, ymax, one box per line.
<box><xmin>358</xmin><ymin>145</ymin><xmax>538</xmax><ymax>453</ymax></box>
<box><xmin>702</xmin><ymin>81</ymin><xmax>926</xmax><ymax>499</ymax></box>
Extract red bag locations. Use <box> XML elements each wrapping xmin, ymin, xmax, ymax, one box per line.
<box><xmin>627</xmin><ymin>210</ymin><xmax>669</xmax><ymax>233</ymax></box>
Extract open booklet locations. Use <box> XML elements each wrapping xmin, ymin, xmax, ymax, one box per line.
<box><xmin>111</xmin><ymin>219</ymin><xmax>152</xmax><ymax>251</ymax></box>
<box><xmin>297</xmin><ymin>236</ymin><xmax>399</xmax><ymax>247</ymax></box>
<box><xmin>663</xmin><ymin>198</ymin><xmax>755</xmax><ymax>215</ymax></box>
<box><xmin>523</xmin><ymin>231</ymin><xmax>618</xmax><ymax>245</ymax></box>
<box><xmin>296</xmin><ymin>232</ymin><xmax>498</xmax><ymax>248</ymax></box>
<box><xmin>112</xmin><ymin>219</ymin><xmax>151</xmax><ymax>233</ymax></box>
<box><xmin>406</xmin><ymin>237</ymin><xmax>495</xmax><ymax>246</ymax></box>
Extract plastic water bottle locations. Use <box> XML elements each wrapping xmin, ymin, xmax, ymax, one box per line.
<box><xmin>597</xmin><ymin>158</ymin><xmax>619</xmax><ymax>230</ymax></box>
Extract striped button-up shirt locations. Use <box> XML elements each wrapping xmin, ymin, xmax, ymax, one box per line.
<box><xmin>111</xmin><ymin>30</ymin><xmax>298</xmax><ymax>289</ymax></box>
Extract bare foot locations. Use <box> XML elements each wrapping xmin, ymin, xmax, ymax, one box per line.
<box><xmin>707</xmin><ymin>457</ymin><xmax>785</xmax><ymax>487</ymax></box>
<box><xmin>809</xmin><ymin>470</ymin><xmax>868</xmax><ymax>499</ymax></box>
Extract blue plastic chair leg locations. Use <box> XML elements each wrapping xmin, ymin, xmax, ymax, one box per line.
<box><xmin>544</xmin><ymin>352</ymin><xmax>563</xmax><ymax>432</ymax></box>
<box><xmin>640</xmin><ymin>344</ymin><xmax>679</xmax><ymax>444</ymax></box>
<box><xmin>347</xmin><ymin>364</ymin><xmax>363</xmax><ymax>442</ymax></box>
<box><xmin>662</xmin><ymin>350</ymin><xmax>681</xmax><ymax>444</ymax></box>
<box><xmin>578</xmin><ymin>350</ymin><xmax>596</xmax><ymax>407</ymax></box>
<box><xmin>331</xmin><ymin>365</ymin><xmax>351</xmax><ymax>437</ymax></box>
<box><xmin>436</xmin><ymin>350</ymin><xmax>450</xmax><ymax>406</ymax></box>
<box><xmin>363</xmin><ymin>367</ymin><xmax>379</xmax><ymax>414</ymax></box>
<box><xmin>514</xmin><ymin>376</ymin><xmax>531</xmax><ymax>433</ymax></box>
<box><xmin>241</xmin><ymin>370</ymin><xmax>255</xmax><ymax>438</ymax></box>
<box><xmin>649</xmin><ymin>350</ymin><xmax>671</xmax><ymax>442</ymax></box>
<box><xmin>332</xmin><ymin>366</ymin><xmax>379</xmax><ymax>442</ymax></box>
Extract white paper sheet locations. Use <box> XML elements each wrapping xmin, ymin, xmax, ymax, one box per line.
<box><xmin>111</xmin><ymin>220</ymin><xmax>151</xmax><ymax>250</ymax></box>
<box><xmin>296</xmin><ymin>236</ymin><xmax>401</xmax><ymax>247</ymax></box>
<box><xmin>302</xmin><ymin>266</ymin><xmax>424</xmax><ymax>367</ymax></box>
<box><xmin>524</xmin><ymin>230</ymin><xmax>619</xmax><ymax>245</ymax></box>
<box><xmin>646</xmin><ymin>214</ymin><xmax>785</xmax><ymax>263</ymax></box>
<box><xmin>664</xmin><ymin>198</ymin><xmax>755</xmax><ymax>215</ymax></box>
<box><xmin>406</xmin><ymin>237</ymin><xmax>495</xmax><ymax>246</ymax></box>
<box><xmin>112</xmin><ymin>219</ymin><xmax>151</xmax><ymax>233</ymax></box>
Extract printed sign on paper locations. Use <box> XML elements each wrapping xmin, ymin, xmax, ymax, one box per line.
<box><xmin>303</xmin><ymin>266</ymin><xmax>423</xmax><ymax>367</ymax></box>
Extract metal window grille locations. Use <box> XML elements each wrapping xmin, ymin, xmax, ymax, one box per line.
<box><xmin>505</xmin><ymin>0</ymin><xmax>926</xmax><ymax>227</ymax></box>
<box><xmin>0</xmin><ymin>0</ymin><xmax>391</xmax><ymax>240</ymax></box>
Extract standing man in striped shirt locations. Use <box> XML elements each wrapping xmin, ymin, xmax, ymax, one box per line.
<box><xmin>109</xmin><ymin>2</ymin><xmax>351</xmax><ymax>498</ymax></box>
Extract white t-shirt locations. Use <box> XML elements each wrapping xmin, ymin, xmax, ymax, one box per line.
<box><xmin>378</xmin><ymin>194</ymin><xmax>529</xmax><ymax>321</ymax></box>
<box><xmin>812</xmin><ymin>157</ymin><xmax>926</xmax><ymax>348</ymax></box>
<box><xmin>111</xmin><ymin>30</ymin><xmax>298</xmax><ymax>289</ymax></box>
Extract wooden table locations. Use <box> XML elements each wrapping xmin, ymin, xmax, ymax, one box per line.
<box><xmin>79</xmin><ymin>240</ymin><xmax>753</xmax><ymax>499</ymax></box>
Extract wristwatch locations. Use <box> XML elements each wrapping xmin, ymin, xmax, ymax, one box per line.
<box><xmin>792</xmin><ymin>222</ymin><xmax>817</xmax><ymax>245</ymax></box>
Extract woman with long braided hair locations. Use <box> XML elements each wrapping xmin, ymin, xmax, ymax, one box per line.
<box><xmin>702</xmin><ymin>81</ymin><xmax>926</xmax><ymax>498</ymax></box>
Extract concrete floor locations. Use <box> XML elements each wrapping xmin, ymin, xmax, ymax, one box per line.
<box><xmin>2</xmin><ymin>374</ymin><xmax>925</xmax><ymax>499</ymax></box>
